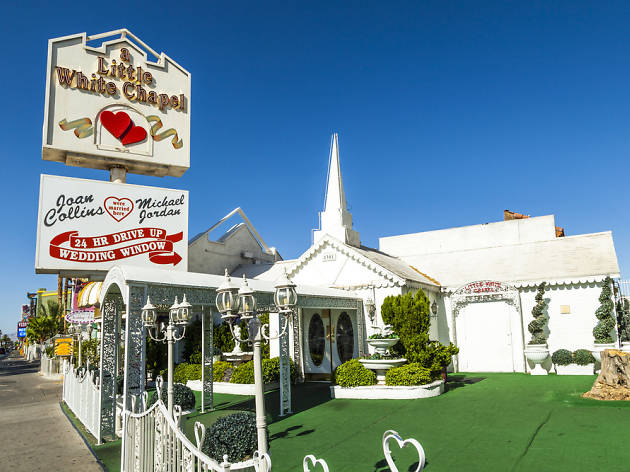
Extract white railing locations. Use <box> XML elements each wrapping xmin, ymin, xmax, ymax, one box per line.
<box><xmin>122</xmin><ymin>382</ymin><xmax>271</xmax><ymax>472</ymax></box>
<box><xmin>302</xmin><ymin>430</ymin><xmax>425</xmax><ymax>472</ymax></box>
<box><xmin>62</xmin><ymin>360</ymin><xmax>102</xmax><ymax>442</ymax></box>
<box><xmin>40</xmin><ymin>353</ymin><xmax>61</xmax><ymax>377</ymax></box>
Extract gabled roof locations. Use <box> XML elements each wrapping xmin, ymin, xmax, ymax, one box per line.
<box><xmin>289</xmin><ymin>234</ymin><xmax>439</xmax><ymax>289</ymax></box>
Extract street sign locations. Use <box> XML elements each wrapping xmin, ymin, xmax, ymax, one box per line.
<box><xmin>17</xmin><ymin>327</ymin><xmax>26</xmax><ymax>338</ymax></box>
<box><xmin>36</xmin><ymin>174</ymin><xmax>188</xmax><ymax>275</ymax></box>
<box><xmin>42</xmin><ymin>30</ymin><xmax>191</xmax><ymax>177</ymax></box>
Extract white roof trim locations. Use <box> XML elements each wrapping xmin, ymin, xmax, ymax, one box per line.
<box><xmin>288</xmin><ymin>234</ymin><xmax>406</xmax><ymax>288</ymax></box>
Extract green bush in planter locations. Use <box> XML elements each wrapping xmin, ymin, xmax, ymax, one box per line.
<box><xmin>148</xmin><ymin>383</ymin><xmax>196</xmax><ymax>411</ymax></box>
<box><xmin>201</xmin><ymin>412</ymin><xmax>267</xmax><ymax>462</ymax></box>
<box><xmin>213</xmin><ymin>361</ymin><xmax>232</xmax><ymax>382</ymax></box>
<box><xmin>173</xmin><ymin>363</ymin><xmax>202</xmax><ymax>384</ymax></box>
<box><xmin>551</xmin><ymin>349</ymin><xmax>573</xmax><ymax>366</ymax></box>
<box><xmin>574</xmin><ymin>349</ymin><xmax>596</xmax><ymax>366</ymax></box>
<box><xmin>385</xmin><ymin>363</ymin><xmax>436</xmax><ymax>386</ymax></box>
<box><xmin>334</xmin><ymin>359</ymin><xmax>376</xmax><ymax>387</ymax></box>
<box><xmin>593</xmin><ymin>277</ymin><xmax>616</xmax><ymax>343</ymax></box>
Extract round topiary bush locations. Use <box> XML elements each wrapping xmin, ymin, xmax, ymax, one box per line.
<box><xmin>385</xmin><ymin>363</ymin><xmax>435</xmax><ymax>386</ymax></box>
<box><xmin>551</xmin><ymin>349</ymin><xmax>573</xmax><ymax>366</ymax></box>
<box><xmin>334</xmin><ymin>359</ymin><xmax>376</xmax><ymax>387</ymax></box>
<box><xmin>201</xmin><ymin>412</ymin><xmax>266</xmax><ymax>462</ymax></box>
<box><xmin>573</xmin><ymin>349</ymin><xmax>596</xmax><ymax>366</ymax></box>
<box><xmin>229</xmin><ymin>358</ymin><xmax>297</xmax><ymax>384</ymax></box>
<box><xmin>148</xmin><ymin>383</ymin><xmax>196</xmax><ymax>411</ymax></box>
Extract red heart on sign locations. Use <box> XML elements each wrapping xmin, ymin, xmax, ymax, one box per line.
<box><xmin>121</xmin><ymin>125</ymin><xmax>147</xmax><ymax>146</ymax></box>
<box><xmin>100</xmin><ymin>111</ymin><xmax>131</xmax><ymax>138</ymax></box>
<box><xmin>104</xmin><ymin>197</ymin><xmax>134</xmax><ymax>222</ymax></box>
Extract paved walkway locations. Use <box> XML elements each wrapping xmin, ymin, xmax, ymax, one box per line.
<box><xmin>0</xmin><ymin>353</ymin><xmax>102</xmax><ymax>471</ymax></box>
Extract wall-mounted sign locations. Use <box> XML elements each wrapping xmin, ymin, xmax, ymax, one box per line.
<box><xmin>17</xmin><ymin>328</ymin><xmax>26</xmax><ymax>338</ymax></box>
<box><xmin>455</xmin><ymin>280</ymin><xmax>512</xmax><ymax>295</ymax></box>
<box><xmin>54</xmin><ymin>337</ymin><xmax>74</xmax><ymax>357</ymax></box>
<box><xmin>36</xmin><ymin>174</ymin><xmax>188</xmax><ymax>275</ymax></box>
<box><xmin>322</xmin><ymin>252</ymin><xmax>336</xmax><ymax>262</ymax></box>
<box><xmin>42</xmin><ymin>30</ymin><xmax>190</xmax><ymax>177</ymax></box>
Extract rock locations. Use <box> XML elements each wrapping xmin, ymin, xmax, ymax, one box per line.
<box><xmin>583</xmin><ymin>349</ymin><xmax>630</xmax><ymax>401</ymax></box>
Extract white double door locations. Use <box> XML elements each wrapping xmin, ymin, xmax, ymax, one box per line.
<box><xmin>456</xmin><ymin>301</ymin><xmax>517</xmax><ymax>372</ymax></box>
<box><xmin>303</xmin><ymin>309</ymin><xmax>358</xmax><ymax>379</ymax></box>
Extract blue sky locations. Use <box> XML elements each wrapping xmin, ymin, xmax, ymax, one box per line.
<box><xmin>1</xmin><ymin>1</ymin><xmax>629</xmax><ymax>335</ymax></box>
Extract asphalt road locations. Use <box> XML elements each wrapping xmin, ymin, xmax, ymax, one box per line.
<box><xmin>0</xmin><ymin>352</ymin><xmax>102</xmax><ymax>471</ymax></box>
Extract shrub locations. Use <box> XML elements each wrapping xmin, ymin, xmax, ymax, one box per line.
<box><xmin>45</xmin><ymin>345</ymin><xmax>55</xmax><ymax>358</ymax></box>
<box><xmin>574</xmin><ymin>349</ymin><xmax>595</xmax><ymax>366</ymax></box>
<box><xmin>551</xmin><ymin>349</ymin><xmax>573</xmax><ymax>366</ymax></box>
<box><xmin>616</xmin><ymin>298</ymin><xmax>630</xmax><ymax>343</ymax></box>
<box><xmin>201</xmin><ymin>412</ymin><xmax>265</xmax><ymax>462</ymax></box>
<box><xmin>148</xmin><ymin>383</ymin><xmax>196</xmax><ymax>411</ymax></box>
<box><xmin>230</xmin><ymin>357</ymin><xmax>296</xmax><ymax>384</ymax></box>
<box><xmin>334</xmin><ymin>359</ymin><xmax>376</xmax><ymax>387</ymax></box>
<box><xmin>528</xmin><ymin>283</ymin><xmax>548</xmax><ymax>345</ymax></box>
<box><xmin>593</xmin><ymin>277</ymin><xmax>616</xmax><ymax>343</ymax></box>
<box><xmin>381</xmin><ymin>290</ymin><xmax>458</xmax><ymax>373</ymax></box>
<box><xmin>173</xmin><ymin>363</ymin><xmax>202</xmax><ymax>384</ymax></box>
<box><xmin>385</xmin><ymin>363</ymin><xmax>436</xmax><ymax>386</ymax></box>
<box><xmin>213</xmin><ymin>361</ymin><xmax>232</xmax><ymax>382</ymax></box>
<box><xmin>189</xmin><ymin>351</ymin><xmax>202</xmax><ymax>364</ymax></box>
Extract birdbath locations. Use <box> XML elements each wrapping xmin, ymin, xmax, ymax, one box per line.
<box><xmin>360</xmin><ymin>327</ymin><xmax>406</xmax><ymax>385</ymax></box>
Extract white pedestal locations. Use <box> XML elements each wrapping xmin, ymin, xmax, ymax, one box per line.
<box><xmin>530</xmin><ymin>364</ymin><xmax>548</xmax><ymax>375</ymax></box>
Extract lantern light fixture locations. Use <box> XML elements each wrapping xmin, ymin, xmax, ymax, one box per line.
<box><xmin>141</xmin><ymin>296</ymin><xmax>157</xmax><ymax>328</ymax></box>
<box><xmin>238</xmin><ymin>275</ymin><xmax>256</xmax><ymax>320</ymax></box>
<box><xmin>216</xmin><ymin>269</ymin><xmax>240</xmax><ymax>321</ymax></box>
<box><xmin>274</xmin><ymin>269</ymin><xmax>297</xmax><ymax>311</ymax></box>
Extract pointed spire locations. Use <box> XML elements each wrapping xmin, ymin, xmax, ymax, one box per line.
<box><xmin>313</xmin><ymin>133</ymin><xmax>360</xmax><ymax>247</ymax></box>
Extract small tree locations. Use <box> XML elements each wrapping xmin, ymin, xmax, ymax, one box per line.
<box><xmin>381</xmin><ymin>290</ymin><xmax>458</xmax><ymax>375</ymax></box>
<box><xmin>527</xmin><ymin>283</ymin><xmax>548</xmax><ymax>345</ymax></box>
<box><xmin>617</xmin><ymin>298</ymin><xmax>630</xmax><ymax>344</ymax></box>
<box><xmin>593</xmin><ymin>277</ymin><xmax>616</xmax><ymax>344</ymax></box>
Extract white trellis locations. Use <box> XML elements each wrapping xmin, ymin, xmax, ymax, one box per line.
<box><xmin>302</xmin><ymin>430</ymin><xmax>425</xmax><ymax>472</ymax></box>
<box><xmin>62</xmin><ymin>360</ymin><xmax>102</xmax><ymax>441</ymax></box>
<box><xmin>121</xmin><ymin>381</ymin><xmax>271</xmax><ymax>472</ymax></box>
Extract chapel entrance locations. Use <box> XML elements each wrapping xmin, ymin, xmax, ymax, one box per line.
<box><xmin>303</xmin><ymin>309</ymin><xmax>358</xmax><ymax>380</ymax></box>
<box><xmin>455</xmin><ymin>301</ymin><xmax>515</xmax><ymax>372</ymax></box>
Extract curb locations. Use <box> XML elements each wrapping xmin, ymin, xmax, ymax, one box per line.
<box><xmin>59</xmin><ymin>402</ymin><xmax>107</xmax><ymax>471</ymax></box>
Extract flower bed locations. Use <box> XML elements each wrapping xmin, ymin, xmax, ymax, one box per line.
<box><xmin>330</xmin><ymin>380</ymin><xmax>444</xmax><ymax>399</ymax></box>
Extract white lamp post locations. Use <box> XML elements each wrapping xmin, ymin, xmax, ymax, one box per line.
<box><xmin>141</xmin><ymin>294</ymin><xmax>191</xmax><ymax>418</ymax></box>
<box><xmin>215</xmin><ymin>269</ymin><xmax>297</xmax><ymax>455</ymax></box>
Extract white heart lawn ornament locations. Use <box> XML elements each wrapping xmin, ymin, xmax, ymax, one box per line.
<box><xmin>303</xmin><ymin>454</ymin><xmax>330</xmax><ymax>472</ymax></box>
<box><xmin>194</xmin><ymin>422</ymin><xmax>206</xmax><ymax>449</ymax></box>
<box><xmin>382</xmin><ymin>430</ymin><xmax>426</xmax><ymax>472</ymax></box>
<box><xmin>253</xmin><ymin>451</ymin><xmax>272</xmax><ymax>472</ymax></box>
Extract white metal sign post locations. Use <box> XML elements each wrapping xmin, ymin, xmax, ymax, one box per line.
<box><xmin>36</xmin><ymin>174</ymin><xmax>188</xmax><ymax>275</ymax></box>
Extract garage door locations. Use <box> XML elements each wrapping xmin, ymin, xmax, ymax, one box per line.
<box><xmin>456</xmin><ymin>301</ymin><xmax>514</xmax><ymax>372</ymax></box>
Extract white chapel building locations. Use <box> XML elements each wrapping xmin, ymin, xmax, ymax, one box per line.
<box><xmin>189</xmin><ymin>134</ymin><xmax>620</xmax><ymax>376</ymax></box>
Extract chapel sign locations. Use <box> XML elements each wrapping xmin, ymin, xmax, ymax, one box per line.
<box><xmin>42</xmin><ymin>30</ymin><xmax>190</xmax><ymax>177</ymax></box>
<box><xmin>36</xmin><ymin>174</ymin><xmax>188</xmax><ymax>274</ymax></box>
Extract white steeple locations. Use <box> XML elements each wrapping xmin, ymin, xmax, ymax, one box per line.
<box><xmin>313</xmin><ymin>133</ymin><xmax>361</xmax><ymax>247</ymax></box>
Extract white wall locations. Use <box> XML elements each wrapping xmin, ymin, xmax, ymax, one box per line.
<box><xmin>380</xmin><ymin>215</ymin><xmax>557</xmax><ymax>257</ymax></box>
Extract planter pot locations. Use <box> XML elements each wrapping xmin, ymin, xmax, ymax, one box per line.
<box><xmin>524</xmin><ymin>345</ymin><xmax>549</xmax><ymax>375</ymax></box>
<box><xmin>330</xmin><ymin>380</ymin><xmax>444</xmax><ymax>399</ymax></box>
<box><xmin>366</xmin><ymin>338</ymin><xmax>399</xmax><ymax>355</ymax></box>
<box><xmin>555</xmin><ymin>363</ymin><xmax>594</xmax><ymax>375</ymax></box>
<box><xmin>591</xmin><ymin>343</ymin><xmax>616</xmax><ymax>362</ymax></box>
<box><xmin>620</xmin><ymin>342</ymin><xmax>630</xmax><ymax>354</ymax></box>
<box><xmin>359</xmin><ymin>358</ymin><xmax>406</xmax><ymax>385</ymax></box>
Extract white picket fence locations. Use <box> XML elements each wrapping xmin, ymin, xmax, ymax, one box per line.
<box><xmin>40</xmin><ymin>353</ymin><xmax>61</xmax><ymax>377</ymax></box>
<box><xmin>122</xmin><ymin>382</ymin><xmax>271</xmax><ymax>472</ymax></box>
<box><xmin>62</xmin><ymin>360</ymin><xmax>102</xmax><ymax>442</ymax></box>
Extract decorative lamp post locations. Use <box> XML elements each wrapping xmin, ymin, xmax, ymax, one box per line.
<box><xmin>216</xmin><ymin>269</ymin><xmax>297</xmax><ymax>455</ymax></box>
<box><xmin>142</xmin><ymin>294</ymin><xmax>191</xmax><ymax>418</ymax></box>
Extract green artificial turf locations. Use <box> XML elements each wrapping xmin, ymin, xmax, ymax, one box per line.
<box><xmin>65</xmin><ymin>374</ymin><xmax>630</xmax><ymax>471</ymax></box>
<box><xmin>183</xmin><ymin>374</ymin><xmax>630</xmax><ymax>472</ymax></box>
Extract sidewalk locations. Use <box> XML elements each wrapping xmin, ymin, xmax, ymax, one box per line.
<box><xmin>0</xmin><ymin>354</ymin><xmax>102</xmax><ymax>471</ymax></box>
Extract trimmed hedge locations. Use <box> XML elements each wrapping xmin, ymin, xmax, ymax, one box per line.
<box><xmin>213</xmin><ymin>361</ymin><xmax>232</xmax><ymax>382</ymax></box>
<box><xmin>334</xmin><ymin>359</ymin><xmax>376</xmax><ymax>387</ymax></box>
<box><xmin>551</xmin><ymin>349</ymin><xmax>573</xmax><ymax>366</ymax></box>
<box><xmin>173</xmin><ymin>363</ymin><xmax>202</xmax><ymax>384</ymax></box>
<box><xmin>230</xmin><ymin>357</ymin><xmax>296</xmax><ymax>384</ymax></box>
<box><xmin>201</xmin><ymin>412</ymin><xmax>265</xmax><ymax>462</ymax></box>
<box><xmin>148</xmin><ymin>383</ymin><xmax>195</xmax><ymax>411</ymax></box>
<box><xmin>385</xmin><ymin>363</ymin><xmax>435</xmax><ymax>386</ymax></box>
<box><xmin>574</xmin><ymin>349</ymin><xmax>595</xmax><ymax>366</ymax></box>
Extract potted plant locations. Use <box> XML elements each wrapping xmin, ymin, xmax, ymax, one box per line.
<box><xmin>366</xmin><ymin>327</ymin><xmax>399</xmax><ymax>356</ymax></box>
<box><xmin>524</xmin><ymin>283</ymin><xmax>550</xmax><ymax>375</ymax></box>
<box><xmin>592</xmin><ymin>277</ymin><xmax>616</xmax><ymax>362</ymax></box>
<box><xmin>552</xmin><ymin>348</ymin><xmax>595</xmax><ymax>375</ymax></box>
